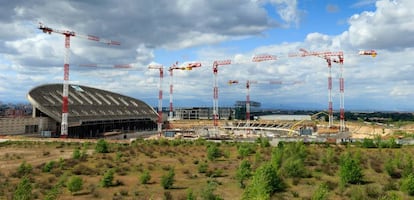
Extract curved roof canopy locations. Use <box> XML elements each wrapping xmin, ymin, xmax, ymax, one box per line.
<box><xmin>28</xmin><ymin>84</ymin><xmax>157</xmax><ymax>127</ymax></box>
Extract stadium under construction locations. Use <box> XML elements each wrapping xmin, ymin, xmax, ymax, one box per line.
<box><xmin>25</xmin><ymin>84</ymin><xmax>158</xmax><ymax>138</ymax></box>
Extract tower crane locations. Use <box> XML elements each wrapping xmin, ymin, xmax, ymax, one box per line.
<box><xmin>148</xmin><ymin>64</ymin><xmax>164</xmax><ymax>135</ymax></box>
<box><xmin>289</xmin><ymin>48</ymin><xmax>377</xmax><ymax>132</ymax></box>
<box><xmin>211</xmin><ymin>54</ymin><xmax>277</xmax><ymax>130</ymax></box>
<box><xmin>38</xmin><ymin>22</ymin><xmax>120</xmax><ymax>138</ymax></box>
<box><xmin>168</xmin><ymin>62</ymin><xmax>202</xmax><ymax>120</ymax></box>
<box><xmin>289</xmin><ymin>49</ymin><xmax>343</xmax><ymax>130</ymax></box>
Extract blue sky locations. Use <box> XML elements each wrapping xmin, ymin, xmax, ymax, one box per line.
<box><xmin>0</xmin><ymin>0</ymin><xmax>413</xmax><ymax>111</ymax></box>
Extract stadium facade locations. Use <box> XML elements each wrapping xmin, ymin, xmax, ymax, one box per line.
<box><xmin>26</xmin><ymin>84</ymin><xmax>158</xmax><ymax>138</ymax></box>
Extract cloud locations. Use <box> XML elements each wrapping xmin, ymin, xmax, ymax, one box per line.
<box><xmin>346</xmin><ymin>0</ymin><xmax>414</xmax><ymax>49</ymax></box>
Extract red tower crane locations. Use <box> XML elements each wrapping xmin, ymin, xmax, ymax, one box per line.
<box><xmin>148</xmin><ymin>64</ymin><xmax>164</xmax><ymax>135</ymax></box>
<box><xmin>289</xmin><ymin>49</ymin><xmax>343</xmax><ymax>130</ymax></box>
<box><xmin>168</xmin><ymin>62</ymin><xmax>202</xmax><ymax>120</ymax></box>
<box><xmin>212</xmin><ymin>54</ymin><xmax>277</xmax><ymax>130</ymax></box>
<box><xmin>38</xmin><ymin>22</ymin><xmax>120</xmax><ymax>138</ymax></box>
<box><xmin>289</xmin><ymin>48</ymin><xmax>377</xmax><ymax>132</ymax></box>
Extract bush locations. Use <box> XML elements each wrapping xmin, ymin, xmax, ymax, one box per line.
<box><xmin>312</xmin><ymin>183</ymin><xmax>329</xmax><ymax>200</ymax></box>
<box><xmin>339</xmin><ymin>152</ymin><xmax>363</xmax><ymax>185</ymax></box>
<box><xmin>67</xmin><ymin>176</ymin><xmax>83</xmax><ymax>194</ymax></box>
<box><xmin>95</xmin><ymin>139</ymin><xmax>109</xmax><ymax>153</ymax></box>
<box><xmin>281</xmin><ymin>157</ymin><xmax>307</xmax><ymax>178</ymax></box>
<box><xmin>236</xmin><ymin>160</ymin><xmax>252</xmax><ymax>188</ymax></box>
<box><xmin>13</xmin><ymin>176</ymin><xmax>32</xmax><ymax>200</ymax></box>
<box><xmin>201</xmin><ymin>180</ymin><xmax>223</xmax><ymax>200</ymax></box>
<box><xmin>198</xmin><ymin>162</ymin><xmax>208</xmax><ymax>173</ymax></box>
<box><xmin>72</xmin><ymin>148</ymin><xmax>81</xmax><ymax>159</ymax></box>
<box><xmin>237</xmin><ymin>144</ymin><xmax>255</xmax><ymax>159</ymax></box>
<box><xmin>43</xmin><ymin>161</ymin><xmax>55</xmax><ymax>173</ymax></box>
<box><xmin>401</xmin><ymin>174</ymin><xmax>414</xmax><ymax>196</ymax></box>
<box><xmin>207</xmin><ymin>145</ymin><xmax>221</xmax><ymax>161</ymax></box>
<box><xmin>161</xmin><ymin>168</ymin><xmax>175</xmax><ymax>189</ymax></box>
<box><xmin>140</xmin><ymin>171</ymin><xmax>151</xmax><ymax>184</ymax></box>
<box><xmin>16</xmin><ymin>161</ymin><xmax>32</xmax><ymax>177</ymax></box>
<box><xmin>243</xmin><ymin>162</ymin><xmax>285</xmax><ymax>199</ymax></box>
<box><xmin>100</xmin><ymin>169</ymin><xmax>114</xmax><ymax>187</ymax></box>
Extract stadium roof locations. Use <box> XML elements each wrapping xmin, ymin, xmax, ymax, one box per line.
<box><xmin>27</xmin><ymin>84</ymin><xmax>158</xmax><ymax>127</ymax></box>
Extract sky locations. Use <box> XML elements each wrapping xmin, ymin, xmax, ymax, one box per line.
<box><xmin>0</xmin><ymin>0</ymin><xmax>413</xmax><ymax>112</ymax></box>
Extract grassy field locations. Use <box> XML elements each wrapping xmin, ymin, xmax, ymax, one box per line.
<box><xmin>0</xmin><ymin>138</ymin><xmax>414</xmax><ymax>199</ymax></box>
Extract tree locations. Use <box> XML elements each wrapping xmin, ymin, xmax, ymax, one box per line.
<box><xmin>161</xmin><ymin>168</ymin><xmax>175</xmax><ymax>189</ymax></box>
<box><xmin>339</xmin><ymin>152</ymin><xmax>363</xmax><ymax>185</ymax></box>
<box><xmin>100</xmin><ymin>169</ymin><xmax>114</xmax><ymax>187</ymax></box>
<box><xmin>95</xmin><ymin>139</ymin><xmax>109</xmax><ymax>153</ymax></box>
<box><xmin>13</xmin><ymin>176</ymin><xmax>32</xmax><ymax>200</ymax></box>
<box><xmin>236</xmin><ymin>160</ymin><xmax>252</xmax><ymax>188</ymax></box>
<box><xmin>243</xmin><ymin>162</ymin><xmax>285</xmax><ymax>200</ymax></box>
<box><xmin>67</xmin><ymin>176</ymin><xmax>83</xmax><ymax>194</ymax></box>
<box><xmin>140</xmin><ymin>170</ymin><xmax>151</xmax><ymax>184</ymax></box>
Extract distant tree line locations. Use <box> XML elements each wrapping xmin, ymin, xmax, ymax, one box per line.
<box><xmin>342</xmin><ymin>112</ymin><xmax>414</xmax><ymax>122</ymax></box>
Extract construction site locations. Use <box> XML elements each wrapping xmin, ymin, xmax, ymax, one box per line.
<box><xmin>0</xmin><ymin>23</ymin><xmax>390</xmax><ymax>144</ymax></box>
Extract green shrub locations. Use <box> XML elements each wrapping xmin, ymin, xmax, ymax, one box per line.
<box><xmin>198</xmin><ymin>162</ymin><xmax>208</xmax><ymax>173</ymax></box>
<box><xmin>243</xmin><ymin>162</ymin><xmax>285</xmax><ymax>200</ymax></box>
<box><xmin>100</xmin><ymin>169</ymin><xmax>114</xmax><ymax>187</ymax></box>
<box><xmin>16</xmin><ymin>161</ymin><xmax>32</xmax><ymax>177</ymax></box>
<box><xmin>236</xmin><ymin>160</ymin><xmax>252</xmax><ymax>188</ymax></box>
<box><xmin>13</xmin><ymin>176</ymin><xmax>32</xmax><ymax>200</ymax></box>
<box><xmin>72</xmin><ymin>148</ymin><xmax>81</xmax><ymax>159</ymax></box>
<box><xmin>207</xmin><ymin>145</ymin><xmax>221</xmax><ymax>161</ymax></box>
<box><xmin>339</xmin><ymin>152</ymin><xmax>363</xmax><ymax>185</ymax></box>
<box><xmin>43</xmin><ymin>161</ymin><xmax>55</xmax><ymax>173</ymax></box>
<box><xmin>161</xmin><ymin>168</ymin><xmax>175</xmax><ymax>189</ymax></box>
<box><xmin>401</xmin><ymin>174</ymin><xmax>414</xmax><ymax>196</ymax></box>
<box><xmin>67</xmin><ymin>176</ymin><xmax>83</xmax><ymax>194</ymax></box>
<box><xmin>140</xmin><ymin>171</ymin><xmax>151</xmax><ymax>184</ymax></box>
<box><xmin>312</xmin><ymin>183</ymin><xmax>329</xmax><ymax>200</ymax></box>
<box><xmin>95</xmin><ymin>139</ymin><xmax>109</xmax><ymax>153</ymax></box>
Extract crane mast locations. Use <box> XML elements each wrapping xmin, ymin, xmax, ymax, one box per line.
<box><xmin>168</xmin><ymin>62</ymin><xmax>202</xmax><ymax>120</ymax></box>
<box><xmin>38</xmin><ymin>22</ymin><xmax>120</xmax><ymax>137</ymax></box>
<box><xmin>148</xmin><ymin>64</ymin><xmax>164</xmax><ymax>135</ymax></box>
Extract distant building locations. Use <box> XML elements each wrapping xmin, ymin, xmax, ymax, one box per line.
<box><xmin>174</xmin><ymin>107</ymin><xmax>234</xmax><ymax>120</ymax></box>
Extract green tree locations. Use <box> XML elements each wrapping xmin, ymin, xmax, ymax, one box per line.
<box><xmin>67</xmin><ymin>176</ymin><xmax>83</xmax><ymax>194</ymax></box>
<box><xmin>161</xmin><ymin>168</ymin><xmax>175</xmax><ymax>189</ymax></box>
<box><xmin>100</xmin><ymin>169</ymin><xmax>114</xmax><ymax>187</ymax></box>
<box><xmin>339</xmin><ymin>152</ymin><xmax>363</xmax><ymax>185</ymax></box>
<box><xmin>140</xmin><ymin>170</ymin><xmax>151</xmax><ymax>184</ymax></box>
<box><xmin>243</xmin><ymin>162</ymin><xmax>285</xmax><ymax>200</ymax></box>
<box><xmin>207</xmin><ymin>144</ymin><xmax>221</xmax><ymax>161</ymax></box>
<box><xmin>401</xmin><ymin>174</ymin><xmax>414</xmax><ymax>196</ymax></box>
<box><xmin>95</xmin><ymin>139</ymin><xmax>109</xmax><ymax>153</ymax></box>
<box><xmin>236</xmin><ymin>160</ymin><xmax>252</xmax><ymax>188</ymax></box>
<box><xmin>13</xmin><ymin>176</ymin><xmax>32</xmax><ymax>200</ymax></box>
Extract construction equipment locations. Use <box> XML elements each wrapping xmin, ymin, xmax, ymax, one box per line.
<box><xmin>168</xmin><ymin>62</ymin><xmax>202</xmax><ymax>120</ymax></box>
<box><xmin>211</xmin><ymin>54</ymin><xmax>277</xmax><ymax>129</ymax></box>
<box><xmin>38</xmin><ymin>22</ymin><xmax>120</xmax><ymax>137</ymax></box>
<box><xmin>148</xmin><ymin>64</ymin><xmax>164</xmax><ymax>135</ymax></box>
